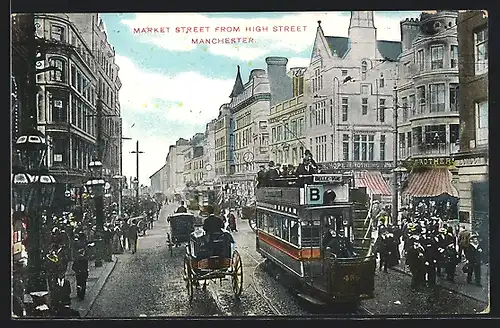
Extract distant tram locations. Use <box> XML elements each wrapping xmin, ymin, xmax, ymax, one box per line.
<box><xmin>255</xmin><ymin>173</ymin><xmax>376</xmax><ymax>308</ymax></box>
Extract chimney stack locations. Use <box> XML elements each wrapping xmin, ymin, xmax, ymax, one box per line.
<box><xmin>265</xmin><ymin>57</ymin><xmax>292</xmax><ymax>106</ymax></box>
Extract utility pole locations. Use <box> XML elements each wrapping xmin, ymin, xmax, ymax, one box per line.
<box><xmin>94</xmin><ymin>95</ymin><xmax>105</xmax><ymax>267</ymax></box>
<box><xmin>392</xmin><ymin>86</ymin><xmax>399</xmax><ymax>225</ymax></box>
<box><xmin>118</xmin><ymin>132</ymin><xmax>132</xmax><ymax>218</ymax></box>
<box><xmin>130</xmin><ymin>140</ymin><xmax>144</xmax><ymax>201</ymax></box>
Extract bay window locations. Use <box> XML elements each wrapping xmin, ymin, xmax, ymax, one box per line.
<box><xmin>429</xmin><ymin>83</ymin><xmax>445</xmax><ymax>112</ymax></box>
<box><xmin>431</xmin><ymin>45</ymin><xmax>444</xmax><ymax>69</ymax></box>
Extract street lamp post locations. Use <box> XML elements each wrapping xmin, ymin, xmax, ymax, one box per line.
<box><xmin>112</xmin><ymin>175</ymin><xmax>125</xmax><ymax>218</ymax></box>
<box><xmin>86</xmin><ymin>160</ymin><xmax>106</xmax><ymax>267</ymax></box>
<box><xmin>12</xmin><ymin>129</ymin><xmax>57</xmax><ymax>292</ymax></box>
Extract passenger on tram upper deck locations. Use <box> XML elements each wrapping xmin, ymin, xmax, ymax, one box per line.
<box><xmin>256</xmin><ymin>165</ymin><xmax>267</xmax><ymax>188</ymax></box>
<box><xmin>295</xmin><ymin>157</ymin><xmax>317</xmax><ymax>176</ymax></box>
<box><xmin>280</xmin><ymin>164</ymin><xmax>289</xmax><ymax>177</ymax></box>
<box><xmin>304</xmin><ymin>149</ymin><xmax>318</xmax><ymax>168</ymax></box>
<box><xmin>266</xmin><ymin>161</ymin><xmax>280</xmax><ymax>181</ymax></box>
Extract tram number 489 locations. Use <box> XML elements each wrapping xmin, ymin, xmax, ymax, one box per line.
<box><xmin>343</xmin><ymin>274</ymin><xmax>360</xmax><ymax>282</ymax></box>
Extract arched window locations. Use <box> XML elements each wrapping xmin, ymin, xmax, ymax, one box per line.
<box><xmin>49</xmin><ymin>57</ymin><xmax>66</xmax><ymax>82</ymax></box>
<box><xmin>361</xmin><ymin>61</ymin><xmax>367</xmax><ymax>81</ymax></box>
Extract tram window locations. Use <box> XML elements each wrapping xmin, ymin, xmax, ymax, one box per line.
<box><xmin>282</xmin><ymin>219</ymin><xmax>290</xmax><ymax>242</ymax></box>
<box><xmin>290</xmin><ymin>221</ymin><xmax>299</xmax><ymax>245</ymax></box>
<box><xmin>275</xmin><ymin>216</ymin><xmax>282</xmax><ymax>237</ymax></box>
<box><xmin>263</xmin><ymin>213</ymin><xmax>270</xmax><ymax>232</ymax></box>
<box><xmin>257</xmin><ymin>213</ymin><xmax>264</xmax><ymax>229</ymax></box>
<box><xmin>267</xmin><ymin>214</ymin><xmax>275</xmax><ymax>234</ymax></box>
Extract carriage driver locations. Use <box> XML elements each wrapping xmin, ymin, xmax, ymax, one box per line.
<box><xmin>202</xmin><ymin>205</ymin><xmax>224</xmax><ymax>234</ymax></box>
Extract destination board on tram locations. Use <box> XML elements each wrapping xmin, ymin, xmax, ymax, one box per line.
<box><xmin>312</xmin><ymin>174</ymin><xmax>344</xmax><ymax>183</ymax></box>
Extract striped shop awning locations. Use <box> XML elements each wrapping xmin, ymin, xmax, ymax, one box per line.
<box><xmin>355</xmin><ymin>171</ymin><xmax>392</xmax><ymax>196</ymax></box>
<box><xmin>403</xmin><ymin>167</ymin><xmax>459</xmax><ymax>198</ymax></box>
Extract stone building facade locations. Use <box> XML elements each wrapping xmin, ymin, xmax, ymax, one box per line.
<box><xmin>396</xmin><ymin>11</ymin><xmax>461</xmax><ymax>206</ymax></box>
<box><xmin>304</xmin><ymin>12</ymin><xmax>400</xmax><ymax>174</ymax></box>
<box><xmin>33</xmin><ymin>13</ymin><xmax>122</xmax><ymax>188</ymax></box>
<box><xmin>214</xmin><ymin>104</ymin><xmax>232</xmax><ymax>182</ymax></box>
<box><xmin>229</xmin><ymin>65</ymin><xmax>271</xmax><ymax>185</ymax></box>
<box><xmin>454</xmin><ymin>10</ymin><xmax>488</xmax><ymax>232</ymax></box>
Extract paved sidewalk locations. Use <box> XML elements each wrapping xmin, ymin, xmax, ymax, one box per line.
<box><xmin>64</xmin><ymin>255</ymin><xmax>119</xmax><ymax>317</ymax></box>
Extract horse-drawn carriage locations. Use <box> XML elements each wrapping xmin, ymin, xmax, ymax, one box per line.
<box><xmin>166</xmin><ymin>213</ymin><xmax>195</xmax><ymax>256</ymax></box>
<box><xmin>183</xmin><ymin>228</ymin><xmax>243</xmax><ymax>301</ymax></box>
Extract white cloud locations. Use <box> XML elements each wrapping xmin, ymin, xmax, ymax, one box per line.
<box><xmin>121</xmin><ymin>11</ymin><xmax>419</xmax><ymax>61</ymax></box>
<box><xmin>116</xmin><ymin>54</ymin><xmax>235</xmax><ymax>184</ymax></box>
<box><xmin>115</xmin><ymin>55</ymin><xmax>233</xmax><ymax>123</ymax></box>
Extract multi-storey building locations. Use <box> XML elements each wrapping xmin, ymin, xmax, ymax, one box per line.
<box><xmin>11</xmin><ymin>13</ymin><xmax>33</xmax><ymax>147</ymax></box>
<box><xmin>203</xmin><ymin>119</ymin><xmax>217</xmax><ymax>183</ymax></box>
<box><xmin>269</xmin><ymin>67</ymin><xmax>307</xmax><ymax>166</ymax></box>
<box><xmin>229</xmin><ymin>64</ymin><xmax>271</xmax><ymax>188</ymax></box>
<box><xmin>164</xmin><ymin>138</ymin><xmax>190</xmax><ymax>195</ymax></box>
<box><xmin>396</xmin><ymin>11</ymin><xmax>460</xmax><ymax>204</ymax></box>
<box><xmin>304</xmin><ymin>13</ymin><xmax>399</xmax><ymax>178</ymax></box>
<box><xmin>33</xmin><ymin>13</ymin><xmax>122</xmax><ymax>189</ymax></box>
<box><xmin>149</xmin><ymin>164</ymin><xmax>166</xmax><ymax>195</ymax></box>
<box><xmin>454</xmin><ymin>10</ymin><xmax>488</xmax><ymax>234</ymax></box>
<box><xmin>214</xmin><ymin>104</ymin><xmax>232</xmax><ymax>183</ymax></box>
<box><xmin>182</xmin><ymin>133</ymin><xmax>204</xmax><ymax>187</ymax></box>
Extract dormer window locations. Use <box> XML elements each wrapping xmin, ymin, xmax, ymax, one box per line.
<box><xmin>361</xmin><ymin>61</ymin><xmax>367</xmax><ymax>80</ymax></box>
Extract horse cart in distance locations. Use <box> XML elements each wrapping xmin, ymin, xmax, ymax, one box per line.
<box><xmin>184</xmin><ymin>229</ymin><xmax>243</xmax><ymax>302</ymax></box>
<box><xmin>166</xmin><ymin>213</ymin><xmax>195</xmax><ymax>256</ymax></box>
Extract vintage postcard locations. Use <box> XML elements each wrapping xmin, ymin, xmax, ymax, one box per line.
<box><xmin>11</xmin><ymin>10</ymin><xmax>489</xmax><ymax>318</ymax></box>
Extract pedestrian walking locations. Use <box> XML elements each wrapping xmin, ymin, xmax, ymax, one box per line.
<box><xmin>128</xmin><ymin>219</ymin><xmax>139</xmax><ymax>254</ymax></box>
<box><xmin>406</xmin><ymin>235</ymin><xmax>426</xmax><ymax>291</ymax></box>
<box><xmin>464</xmin><ymin>233</ymin><xmax>483</xmax><ymax>286</ymax></box>
<box><xmin>72</xmin><ymin>248</ymin><xmax>89</xmax><ymax>300</ymax></box>
<box><xmin>443</xmin><ymin>242</ymin><xmax>460</xmax><ymax>282</ymax></box>
<box><xmin>458</xmin><ymin>225</ymin><xmax>471</xmax><ymax>262</ymax></box>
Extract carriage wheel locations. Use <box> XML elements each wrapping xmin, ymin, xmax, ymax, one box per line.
<box><xmin>184</xmin><ymin>256</ymin><xmax>194</xmax><ymax>302</ymax></box>
<box><xmin>231</xmin><ymin>250</ymin><xmax>243</xmax><ymax>297</ymax></box>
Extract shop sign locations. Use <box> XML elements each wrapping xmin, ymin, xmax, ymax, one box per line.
<box><xmin>455</xmin><ymin>156</ymin><xmax>488</xmax><ymax>167</ymax></box>
<box><xmin>411</xmin><ymin>157</ymin><xmax>455</xmax><ymax>168</ymax></box>
<box><xmin>321</xmin><ymin>161</ymin><xmax>393</xmax><ymax>171</ymax></box>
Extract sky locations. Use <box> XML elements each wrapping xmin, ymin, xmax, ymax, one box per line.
<box><xmin>101</xmin><ymin>11</ymin><xmax>421</xmax><ymax>186</ymax></box>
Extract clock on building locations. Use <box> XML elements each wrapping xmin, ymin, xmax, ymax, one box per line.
<box><xmin>243</xmin><ymin>151</ymin><xmax>254</xmax><ymax>163</ymax></box>
<box><xmin>205</xmin><ymin>164</ymin><xmax>213</xmax><ymax>171</ymax></box>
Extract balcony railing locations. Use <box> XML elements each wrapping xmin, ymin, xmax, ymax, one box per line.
<box><xmin>400</xmin><ymin>142</ymin><xmax>459</xmax><ymax>158</ymax></box>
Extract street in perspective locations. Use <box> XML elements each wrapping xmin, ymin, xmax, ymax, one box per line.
<box><xmin>11</xmin><ymin>10</ymin><xmax>489</xmax><ymax>318</ymax></box>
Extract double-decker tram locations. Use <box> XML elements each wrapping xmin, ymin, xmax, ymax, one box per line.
<box><xmin>255</xmin><ymin>173</ymin><xmax>376</xmax><ymax>308</ymax></box>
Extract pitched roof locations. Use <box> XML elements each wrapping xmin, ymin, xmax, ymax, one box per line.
<box><xmin>324</xmin><ymin>36</ymin><xmax>402</xmax><ymax>61</ymax></box>
<box><xmin>325</xmin><ymin>36</ymin><xmax>350</xmax><ymax>58</ymax></box>
<box><xmin>229</xmin><ymin>65</ymin><xmax>245</xmax><ymax>98</ymax></box>
<box><xmin>376</xmin><ymin>40</ymin><xmax>402</xmax><ymax>61</ymax></box>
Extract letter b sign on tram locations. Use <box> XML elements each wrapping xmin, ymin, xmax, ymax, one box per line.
<box><xmin>306</xmin><ymin>185</ymin><xmax>324</xmax><ymax>205</ymax></box>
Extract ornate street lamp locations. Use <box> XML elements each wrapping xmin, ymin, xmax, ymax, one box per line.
<box><xmin>13</xmin><ymin>129</ymin><xmax>56</xmax><ymax>292</ymax></box>
<box><xmin>86</xmin><ymin>160</ymin><xmax>106</xmax><ymax>267</ymax></box>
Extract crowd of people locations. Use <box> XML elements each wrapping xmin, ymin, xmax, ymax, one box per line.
<box><xmin>371</xmin><ymin>199</ymin><xmax>485</xmax><ymax>291</ymax></box>
<box><xmin>12</xmin><ymin>194</ymin><xmax>162</xmax><ymax>318</ymax></box>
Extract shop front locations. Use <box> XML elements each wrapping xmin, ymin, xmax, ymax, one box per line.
<box><xmin>453</xmin><ymin>151</ymin><xmax>488</xmax><ymax>254</ymax></box>
<box><xmin>401</xmin><ymin>156</ymin><xmax>459</xmax><ymax>223</ymax></box>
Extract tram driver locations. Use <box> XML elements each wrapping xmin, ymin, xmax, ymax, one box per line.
<box><xmin>322</xmin><ymin>220</ymin><xmax>357</xmax><ymax>259</ymax></box>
